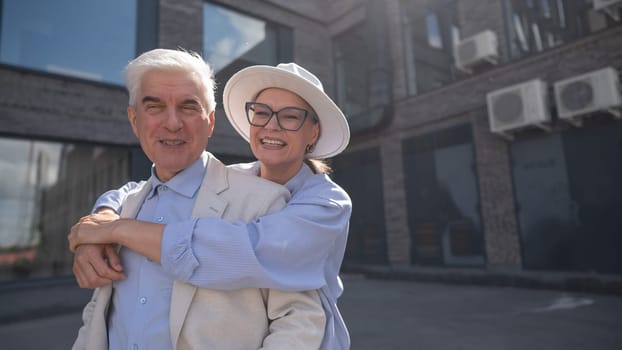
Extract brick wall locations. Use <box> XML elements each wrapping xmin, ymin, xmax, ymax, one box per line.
<box><xmin>2</xmin><ymin>0</ymin><xmax>620</xmax><ymax>270</ymax></box>
<box><xmin>350</xmin><ymin>1</ymin><xmax>622</xmax><ymax>268</ymax></box>
<box><xmin>0</xmin><ymin>66</ymin><xmax>132</xmax><ymax>145</ymax></box>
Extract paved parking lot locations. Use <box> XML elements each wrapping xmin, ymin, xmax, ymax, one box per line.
<box><xmin>2</xmin><ymin>274</ymin><xmax>622</xmax><ymax>349</ymax></box>
<box><xmin>340</xmin><ymin>274</ymin><xmax>622</xmax><ymax>349</ymax></box>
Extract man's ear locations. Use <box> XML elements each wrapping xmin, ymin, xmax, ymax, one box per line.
<box><xmin>207</xmin><ymin>110</ymin><xmax>215</xmax><ymax>138</ymax></box>
<box><xmin>127</xmin><ymin>106</ymin><xmax>139</xmax><ymax>137</ymax></box>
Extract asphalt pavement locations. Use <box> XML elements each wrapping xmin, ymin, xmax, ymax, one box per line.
<box><xmin>339</xmin><ymin>274</ymin><xmax>622</xmax><ymax>349</ymax></box>
<box><xmin>2</xmin><ymin>274</ymin><xmax>622</xmax><ymax>349</ymax></box>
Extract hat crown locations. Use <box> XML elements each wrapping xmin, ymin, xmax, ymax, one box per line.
<box><xmin>276</xmin><ymin>63</ymin><xmax>324</xmax><ymax>92</ymax></box>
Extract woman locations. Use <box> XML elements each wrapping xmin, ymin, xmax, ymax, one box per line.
<box><xmin>70</xmin><ymin>63</ymin><xmax>352</xmax><ymax>349</ymax></box>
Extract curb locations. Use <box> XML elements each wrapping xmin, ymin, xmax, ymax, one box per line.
<box><xmin>342</xmin><ymin>264</ymin><xmax>622</xmax><ymax>296</ymax></box>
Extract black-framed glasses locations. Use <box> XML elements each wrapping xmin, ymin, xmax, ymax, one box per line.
<box><xmin>245</xmin><ymin>102</ymin><xmax>312</xmax><ymax>131</ymax></box>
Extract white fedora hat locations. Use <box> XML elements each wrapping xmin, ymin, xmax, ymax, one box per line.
<box><xmin>223</xmin><ymin>63</ymin><xmax>350</xmax><ymax>159</ymax></box>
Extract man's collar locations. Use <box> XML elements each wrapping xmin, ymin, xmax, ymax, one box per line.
<box><xmin>147</xmin><ymin>152</ymin><xmax>208</xmax><ymax>199</ymax></box>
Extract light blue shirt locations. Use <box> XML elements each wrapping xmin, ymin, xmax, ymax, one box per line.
<box><xmin>96</xmin><ymin>161</ymin><xmax>352</xmax><ymax>350</ymax></box>
<box><xmin>107</xmin><ymin>152</ymin><xmax>207</xmax><ymax>350</ymax></box>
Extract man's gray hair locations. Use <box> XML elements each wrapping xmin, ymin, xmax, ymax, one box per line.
<box><xmin>125</xmin><ymin>48</ymin><xmax>216</xmax><ymax>112</ymax></box>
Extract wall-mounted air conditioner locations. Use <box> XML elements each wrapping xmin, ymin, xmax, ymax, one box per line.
<box><xmin>454</xmin><ymin>30</ymin><xmax>499</xmax><ymax>74</ymax></box>
<box><xmin>554</xmin><ymin>66</ymin><xmax>622</xmax><ymax>126</ymax></box>
<box><xmin>486</xmin><ymin>79</ymin><xmax>551</xmax><ymax>139</ymax></box>
<box><xmin>594</xmin><ymin>0</ymin><xmax>622</xmax><ymax>21</ymax></box>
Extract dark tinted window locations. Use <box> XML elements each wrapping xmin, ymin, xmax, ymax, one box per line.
<box><xmin>503</xmin><ymin>0</ymin><xmax>621</xmax><ymax>59</ymax></box>
<box><xmin>511</xmin><ymin>118</ymin><xmax>622</xmax><ymax>273</ymax></box>
<box><xmin>0</xmin><ymin>137</ymin><xmax>130</xmax><ymax>281</ymax></box>
<box><xmin>402</xmin><ymin>125</ymin><xmax>485</xmax><ymax>266</ymax></box>
<box><xmin>401</xmin><ymin>0</ymin><xmax>460</xmax><ymax>95</ymax></box>
<box><xmin>332</xmin><ymin>148</ymin><xmax>388</xmax><ymax>265</ymax></box>
<box><xmin>0</xmin><ymin>0</ymin><xmax>137</xmax><ymax>85</ymax></box>
<box><xmin>203</xmin><ymin>2</ymin><xmax>293</xmax><ymax>107</ymax></box>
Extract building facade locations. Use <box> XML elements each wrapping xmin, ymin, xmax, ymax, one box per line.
<box><xmin>1</xmin><ymin>0</ymin><xmax>621</xmax><ymax>284</ymax></box>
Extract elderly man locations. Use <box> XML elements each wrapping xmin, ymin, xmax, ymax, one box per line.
<box><xmin>70</xmin><ymin>48</ymin><xmax>325</xmax><ymax>350</ymax></box>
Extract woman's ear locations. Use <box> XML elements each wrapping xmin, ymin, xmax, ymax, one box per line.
<box><xmin>311</xmin><ymin>122</ymin><xmax>320</xmax><ymax>146</ymax></box>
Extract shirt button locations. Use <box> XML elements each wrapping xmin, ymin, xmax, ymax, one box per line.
<box><xmin>156</xmin><ymin>216</ymin><xmax>164</xmax><ymax>222</ymax></box>
<box><xmin>132</xmin><ymin>344</ymin><xmax>138</xmax><ymax>350</ymax></box>
<box><xmin>139</xmin><ymin>297</ymin><xmax>147</xmax><ymax>304</ymax></box>
<box><xmin>161</xmin><ymin>185</ymin><xmax>168</xmax><ymax>191</ymax></box>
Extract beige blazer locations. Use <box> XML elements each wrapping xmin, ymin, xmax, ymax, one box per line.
<box><xmin>72</xmin><ymin>153</ymin><xmax>325</xmax><ymax>350</ymax></box>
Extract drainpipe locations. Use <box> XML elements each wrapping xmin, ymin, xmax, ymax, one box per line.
<box><xmin>350</xmin><ymin>0</ymin><xmax>393</xmax><ymax>133</ymax></box>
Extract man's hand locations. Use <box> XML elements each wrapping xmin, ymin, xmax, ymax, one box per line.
<box><xmin>72</xmin><ymin>244</ymin><xmax>126</xmax><ymax>288</ymax></box>
<box><xmin>70</xmin><ymin>207</ymin><xmax>125</xmax><ymax>288</ymax></box>
<box><xmin>68</xmin><ymin>207</ymin><xmax>122</xmax><ymax>252</ymax></box>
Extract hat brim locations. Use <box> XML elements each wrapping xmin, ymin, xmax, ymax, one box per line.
<box><xmin>223</xmin><ymin>65</ymin><xmax>350</xmax><ymax>159</ymax></box>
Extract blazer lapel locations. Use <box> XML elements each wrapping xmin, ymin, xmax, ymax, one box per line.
<box><xmin>120</xmin><ymin>182</ymin><xmax>153</xmax><ymax>219</ymax></box>
<box><xmin>192</xmin><ymin>153</ymin><xmax>229</xmax><ymax>218</ymax></box>
<box><xmin>169</xmin><ymin>153</ymin><xmax>230</xmax><ymax>348</ymax></box>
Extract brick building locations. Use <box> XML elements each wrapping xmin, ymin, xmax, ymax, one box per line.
<box><xmin>1</xmin><ymin>0</ymin><xmax>621</xmax><ymax>283</ymax></box>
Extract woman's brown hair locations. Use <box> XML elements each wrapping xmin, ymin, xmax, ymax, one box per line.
<box><xmin>304</xmin><ymin>158</ymin><xmax>332</xmax><ymax>174</ymax></box>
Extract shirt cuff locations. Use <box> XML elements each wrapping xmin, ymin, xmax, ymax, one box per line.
<box><xmin>161</xmin><ymin>219</ymin><xmax>200</xmax><ymax>282</ymax></box>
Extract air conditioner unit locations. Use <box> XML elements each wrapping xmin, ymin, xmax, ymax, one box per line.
<box><xmin>454</xmin><ymin>30</ymin><xmax>499</xmax><ymax>74</ymax></box>
<box><xmin>594</xmin><ymin>0</ymin><xmax>622</xmax><ymax>21</ymax></box>
<box><xmin>554</xmin><ymin>67</ymin><xmax>622</xmax><ymax>126</ymax></box>
<box><xmin>486</xmin><ymin>79</ymin><xmax>551</xmax><ymax>139</ymax></box>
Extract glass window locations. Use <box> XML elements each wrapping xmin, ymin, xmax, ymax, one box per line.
<box><xmin>540</xmin><ymin>0</ymin><xmax>552</xmax><ymax>18</ymax></box>
<box><xmin>503</xmin><ymin>0</ymin><xmax>621</xmax><ymax>60</ymax></box>
<box><xmin>451</xmin><ymin>25</ymin><xmax>461</xmax><ymax>48</ymax></box>
<box><xmin>334</xmin><ymin>23</ymin><xmax>369</xmax><ymax>120</ymax></box>
<box><xmin>0</xmin><ymin>0</ymin><xmax>137</xmax><ymax>85</ymax></box>
<box><xmin>511</xmin><ymin>119</ymin><xmax>622</xmax><ymax>274</ymax></box>
<box><xmin>401</xmin><ymin>0</ymin><xmax>460</xmax><ymax>95</ymax></box>
<box><xmin>332</xmin><ymin>148</ymin><xmax>387</xmax><ymax>265</ymax></box>
<box><xmin>426</xmin><ymin>14</ymin><xmax>443</xmax><ymax>49</ymax></box>
<box><xmin>402</xmin><ymin>125</ymin><xmax>485</xmax><ymax>267</ymax></box>
<box><xmin>0</xmin><ymin>137</ymin><xmax>130</xmax><ymax>281</ymax></box>
<box><xmin>203</xmin><ymin>2</ymin><xmax>292</xmax><ymax>107</ymax></box>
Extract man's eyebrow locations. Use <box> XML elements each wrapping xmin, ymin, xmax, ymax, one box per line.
<box><xmin>141</xmin><ymin>96</ymin><xmax>161</xmax><ymax>104</ymax></box>
<box><xmin>180</xmin><ymin>98</ymin><xmax>201</xmax><ymax>105</ymax></box>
